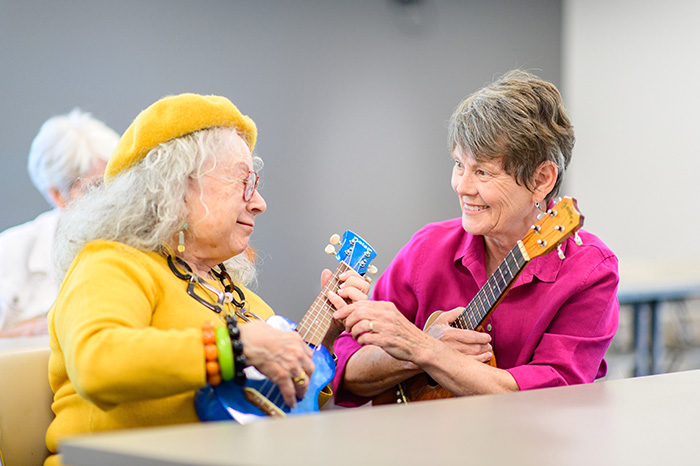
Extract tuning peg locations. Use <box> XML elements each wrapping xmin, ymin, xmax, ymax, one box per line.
<box><xmin>367</xmin><ymin>265</ymin><xmax>378</xmax><ymax>275</ymax></box>
<box><xmin>364</xmin><ymin>276</ymin><xmax>373</xmax><ymax>284</ymax></box>
<box><xmin>574</xmin><ymin>232</ymin><xmax>583</xmax><ymax>246</ymax></box>
<box><xmin>324</xmin><ymin>244</ymin><xmax>336</xmax><ymax>255</ymax></box>
<box><xmin>557</xmin><ymin>245</ymin><xmax>565</xmax><ymax>260</ymax></box>
<box><xmin>329</xmin><ymin>234</ymin><xmax>340</xmax><ymax>245</ymax></box>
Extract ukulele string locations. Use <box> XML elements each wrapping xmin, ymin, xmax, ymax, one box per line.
<box><xmin>454</xmin><ymin>246</ymin><xmax>524</xmax><ymax>331</ymax></box>
<box><xmin>301</xmin><ymin>284</ymin><xmax>337</xmax><ymax>345</ymax></box>
<box><xmin>255</xmin><ymin>265</ymin><xmax>347</xmax><ymax>409</ymax></box>
<box><xmin>257</xmin><ymin>379</ymin><xmax>285</xmax><ymax>406</ymax></box>
<box><xmin>247</xmin><ymin>264</ymin><xmax>350</xmax><ymax>410</ymax></box>
<box><xmin>297</xmin><ymin>262</ymin><xmax>349</xmax><ymax>345</ymax></box>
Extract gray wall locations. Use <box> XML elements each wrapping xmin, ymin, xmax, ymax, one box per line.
<box><xmin>0</xmin><ymin>0</ymin><xmax>562</xmax><ymax>322</ymax></box>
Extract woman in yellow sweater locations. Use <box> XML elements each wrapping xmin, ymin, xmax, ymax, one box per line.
<box><xmin>44</xmin><ymin>94</ymin><xmax>369</xmax><ymax>465</ymax></box>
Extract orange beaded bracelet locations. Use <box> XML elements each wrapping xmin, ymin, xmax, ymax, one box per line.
<box><xmin>202</xmin><ymin>321</ymin><xmax>221</xmax><ymax>386</ymax></box>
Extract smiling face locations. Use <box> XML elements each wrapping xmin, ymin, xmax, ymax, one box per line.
<box><xmin>451</xmin><ymin>146</ymin><xmax>541</xmax><ymax>257</ymax></box>
<box><xmin>183</xmin><ymin>132</ymin><xmax>266</xmax><ymax>273</ymax></box>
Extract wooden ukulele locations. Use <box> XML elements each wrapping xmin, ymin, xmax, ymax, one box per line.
<box><xmin>195</xmin><ymin>230</ymin><xmax>377</xmax><ymax>423</ymax></box>
<box><xmin>373</xmin><ymin>196</ymin><xmax>584</xmax><ymax>405</ymax></box>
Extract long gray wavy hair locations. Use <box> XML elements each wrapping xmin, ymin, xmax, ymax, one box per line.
<box><xmin>53</xmin><ymin>126</ymin><xmax>261</xmax><ymax>286</ymax></box>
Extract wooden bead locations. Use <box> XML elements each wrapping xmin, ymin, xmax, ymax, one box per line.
<box><xmin>208</xmin><ymin>373</ymin><xmax>222</xmax><ymax>386</ymax></box>
<box><xmin>204</xmin><ymin>344</ymin><xmax>218</xmax><ymax>361</ymax></box>
<box><xmin>206</xmin><ymin>361</ymin><xmax>220</xmax><ymax>376</ymax></box>
<box><xmin>202</xmin><ymin>329</ymin><xmax>216</xmax><ymax>344</ymax></box>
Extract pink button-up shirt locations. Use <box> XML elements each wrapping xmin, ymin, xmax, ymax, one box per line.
<box><xmin>333</xmin><ymin>218</ymin><xmax>619</xmax><ymax>407</ymax></box>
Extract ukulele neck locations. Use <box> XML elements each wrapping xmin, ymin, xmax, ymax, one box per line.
<box><xmin>453</xmin><ymin>240</ymin><xmax>530</xmax><ymax>331</ymax></box>
<box><xmin>296</xmin><ymin>261</ymin><xmax>351</xmax><ymax>350</ymax></box>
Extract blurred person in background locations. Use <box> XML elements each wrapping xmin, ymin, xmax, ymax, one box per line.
<box><xmin>0</xmin><ymin>109</ymin><xmax>118</xmax><ymax>337</ymax></box>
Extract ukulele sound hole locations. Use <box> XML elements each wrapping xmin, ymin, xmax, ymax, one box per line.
<box><xmin>426</xmin><ymin>375</ymin><xmax>438</xmax><ymax>387</ymax></box>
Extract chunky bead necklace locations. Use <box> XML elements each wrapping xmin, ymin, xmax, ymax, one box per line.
<box><xmin>166</xmin><ymin>254</ymin><xmax>262</xmax><ymax>322</ymax></box>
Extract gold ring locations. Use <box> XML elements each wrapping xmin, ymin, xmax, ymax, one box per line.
<box><xmin>369</xmin><ymin>320</ymin><xmax>374</xmax><ymax>333</ymax></box>
<box><xmin>293</xmin><ymin>370</ymin><xmax>307</xmax><ymax>386</ymax></box>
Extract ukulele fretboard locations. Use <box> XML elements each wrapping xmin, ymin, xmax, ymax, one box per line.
<box><xmin>297</xmin><ymin>261</ymin><xmax>352</xmax><ymax>347</ymax></box>
<box><xmin>453</xmin><ymin>241</ymin><xmax>529</xmax><ymax>331</ymax></box>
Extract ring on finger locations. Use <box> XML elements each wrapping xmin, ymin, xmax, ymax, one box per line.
<box><xmin>293</xmin><ymin>370</ymin><xmax>307</xmax><ymax>386</ymax></box>
<box><xmin>369</xmin><ymin>320</ymin><xmax>375</xmax><ymax>333</ymax></box>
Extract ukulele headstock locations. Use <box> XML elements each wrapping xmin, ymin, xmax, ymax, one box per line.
<box><xmin>521</xmin><ymin>196</ymin><xmax>584</xmax><ymax>260</ymax></box>
<box><xmin>325</xmin><ymin>230</ymin><xmax>378</xmax><ymax>277</ymax></box>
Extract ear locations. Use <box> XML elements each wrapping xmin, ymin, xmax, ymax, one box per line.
<box><xmin>47</xmin><ymin>187</ymin><xmax>67</xmax><ymax>209</ymax></box>
<box><xmin>531</xmin><ymin>161</ymin><xmax>558</xmax><ymax>203</ymax></box>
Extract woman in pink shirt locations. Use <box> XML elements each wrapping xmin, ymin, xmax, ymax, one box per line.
<box><xmin>329</xmin><ymin>70</ymin><xmax>619</xmax><ymax>407</ymax></box>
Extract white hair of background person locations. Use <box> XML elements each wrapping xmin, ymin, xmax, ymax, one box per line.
<box><xmin>53</xmin><ymin>126</ymin><xmax>260</xmax><ymax>287</ymax></box>
<box><xmin>27</xmin><ymin>108</ymin><xmax>119</xmax><ymax>207</ymax></box>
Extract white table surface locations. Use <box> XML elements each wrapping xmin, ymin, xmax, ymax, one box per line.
<box><xmin>61</xmin><ymin>369</ymin><xmax>700</xmax><ymax>466</ymax></box>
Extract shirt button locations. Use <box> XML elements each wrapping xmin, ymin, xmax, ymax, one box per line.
<box><xmin>486</xmin><ymin>323</ymin><xmax>493</xmax><ymax>332</ymax></box>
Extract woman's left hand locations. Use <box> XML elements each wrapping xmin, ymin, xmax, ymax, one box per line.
<box><xmin>425</xmin><ymin>308</ymin><xmax>493</xmax><ymax>363</ymax></box>
<box><xmin>320</xmin><ymin>268</ymin><xmax>370</xmax><ymax>307</ymax></box>
<box><xmin>239</xmin><ymin>321</ymin><xmax>315</xmax><ymax>407</ymax></box>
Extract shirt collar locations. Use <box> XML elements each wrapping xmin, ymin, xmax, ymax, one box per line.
<box><xmin>455</xmin><ymin>229</ymin><xmax>564</xmax><ymax>286</ymax></box>
<box><xmin>518</xmin><ymin>239</ymin><xmax>566</xmax><ymax>284</ymax></box>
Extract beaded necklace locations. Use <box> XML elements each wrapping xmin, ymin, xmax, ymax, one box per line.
<box><xmin>166</xmin><ymin>254</ymin><xmax>263</xmax><ymax>323</ymax></box>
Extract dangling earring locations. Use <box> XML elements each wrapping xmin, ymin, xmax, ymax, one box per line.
<box><xmin>535</xmin><ymin>202</ymin><xmax>540</xmax><ymax>209</ymax></box>
<box><xmin>178</xmin><ymin>223</ymin><xmax>188</xmax><ymax>253</ymax></box>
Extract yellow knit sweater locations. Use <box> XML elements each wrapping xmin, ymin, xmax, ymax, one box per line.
<box><xmin>44</xmin><ymin>240</ymin><xmax>273</xmax><ymax>466</ymax></box>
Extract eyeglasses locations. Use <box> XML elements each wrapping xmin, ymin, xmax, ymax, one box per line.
<box><xmin>237</xmin><ymin>170</ymin><xmax>260</xmax><ymax>202</ymax></box>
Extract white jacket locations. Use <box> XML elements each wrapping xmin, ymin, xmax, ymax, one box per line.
<box><xmin>0</xmin><ymin>209</ymin><xmax>60</xmax><ymax>330</ymax></box>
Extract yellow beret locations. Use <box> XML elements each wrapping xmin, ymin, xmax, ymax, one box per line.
<box><xmin>105</xmin><ymin>93</ymin><xmax>256</xmax><ymax>180</ymax></box>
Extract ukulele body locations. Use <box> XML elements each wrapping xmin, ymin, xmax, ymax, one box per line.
<box><xmin>195</xmin><ymin>324</ymin><xmax>335</xmax><ymax>423</ymax></box>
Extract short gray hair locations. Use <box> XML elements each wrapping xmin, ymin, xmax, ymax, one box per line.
<box><xmin>53</xmin><ymin>126</ymin><xmax>260</xmax><ymax>285</ymax></box>
<box><xmin>28</xmin><ymin>108</ymin><xmax>119</xmax><ymax>205</ymax></box>
<box><xmin>448</xmin><ymin>70</ymin><xmax>575</xmax><ymax>204</ymax></box>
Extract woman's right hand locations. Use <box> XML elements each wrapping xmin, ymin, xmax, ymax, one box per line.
<box><xmin>238</xmin><ymin>321</ymin><xmax>314</xmax><ymax>407</ymax></box>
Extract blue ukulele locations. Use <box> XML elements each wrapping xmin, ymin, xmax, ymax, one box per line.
<box><xmin>195</xmin><ymin>230</ymin><xmax>377</xmax><ymax>424</ymax></box>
